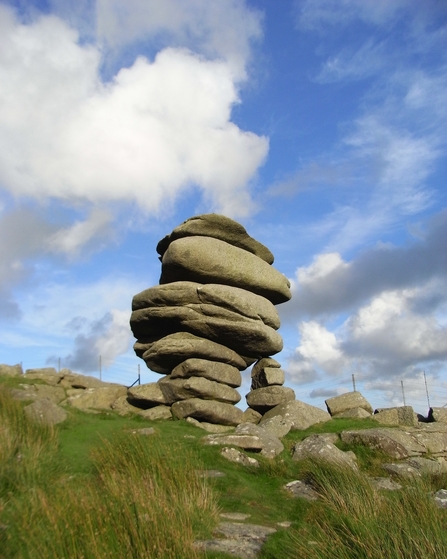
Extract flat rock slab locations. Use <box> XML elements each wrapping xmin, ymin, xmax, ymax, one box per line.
<box><xmin>171</xmin><ymin>397</ymin><xmax>244</xmax><ymax>426</ymax></box>
<box><xmin>142</xmin><ymin>332</ymin><xmax>247</xmax><ymax>374</ymax></box>
<box><xmin>171</xmin><ymin>358</ymin><xmax>242</xmax><ymax>387</ymax></box>
<box><xmin>158</xmin><ymin>375</ymin><xmax>241</xmax><ymax>404</ymax></box>
<box><xmin>195</xmin><ymin>522</ymin><xmax>277</xmax><ymax>559</ymax></box>
<box><xmin>160</xmin><ymin>237</ymin><xmax>291</xmax><ymax>305</ymax></box>
<box><xmin>246</xmin><ymin>386</ymin><xmax>295</xmax><ymax>413</ymax></box>
<box><xmin>341</xmin><ymin>426</ymin><xmax>447</xmax><ymax>459</ymax></box>
<box><xmin>132</xmin><ymin>281</ymin><xmax>280</xmax><ymax>329</ymax></box>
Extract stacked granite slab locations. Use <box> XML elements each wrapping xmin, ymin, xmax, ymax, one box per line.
<box><xmin>129</xmin><ymin>214</ymin><xmax>292</xmax><ymax>425</ymax></box>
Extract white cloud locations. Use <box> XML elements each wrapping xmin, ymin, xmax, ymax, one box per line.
<box><xmin>48</xmin><ymin>209</ymin><xmax>114</xmax><ymax>258</ymax></box>
<box><xmin>297</xmin><ymin>0</ymin><xmax>421</xmax><ymax>30</ymax></box>
<box><xmin>316</xmin><ymin>38</ymin><xmax>387</xmax><ymax>83</ymax></box>
<box><xmin>0</xmin><ymin>4</ymin><xmax>268</xmax><ymax>219</ymax></box>
<box><xmin>96</xmin><ymin>0</ymin><xmax>262</xmax><ymax>79</ymax></box>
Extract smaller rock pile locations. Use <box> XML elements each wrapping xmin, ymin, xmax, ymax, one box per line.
<box><xmin>129</xmin><ymin>214</ymin><xmax>293</xmax><ymax>425</ymax></box>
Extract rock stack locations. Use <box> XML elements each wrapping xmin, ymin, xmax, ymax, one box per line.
<box><xmin>129</xmin><ymin>214</ymin><xmax>293</xmax><ymax>425</ymax></box>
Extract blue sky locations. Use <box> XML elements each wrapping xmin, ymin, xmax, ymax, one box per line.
<box><xmin>1</xmin><ymin>0</ymin><xmax>446</xmax><ymax>413</ymax></box>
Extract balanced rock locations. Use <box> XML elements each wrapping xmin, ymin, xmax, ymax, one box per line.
<box><xmin>130</xmin><ymin>213</ymin><xmax>293</xmax><ymax>426</ymax></box>
<box><xmin>156</xmin><ymin>213</ymin><xmax>274</xmax><ymax>264</ymax></box>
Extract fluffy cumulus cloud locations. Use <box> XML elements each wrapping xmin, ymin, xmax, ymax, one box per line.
<box><xmin>0</xmin><ymin>3</ymin><xmax>268</xmax><ymax>217</ymax></box>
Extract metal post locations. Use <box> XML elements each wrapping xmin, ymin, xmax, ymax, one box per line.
<box><xmin>138</xmin><ymin>363</ymin><xmax>141</xmax><ymax>385</ymax></box>
<box><xmin>99</xmin><ymin>355</ymin><xmax>102</xmax><ymax>381</ymax></box>
<box><xmin>423</xmin><ymin>371</ymin><xmax>430</xmax><ymax>409</ymax></box>
<box><xmin>352</xmin><ymin>374</ymin><xmax>356</xmax><ymax>392</ymax></box>
<box><xmin>401</xmin><ymin>380</ymin><xmax>406</xmax><ymax>406</ymax></box>
<box><xmin>58</xmin><ymin>357</ymin><xmax>61</xmax><ymax>373</ymax></box>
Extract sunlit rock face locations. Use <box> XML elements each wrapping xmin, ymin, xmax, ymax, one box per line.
<box><xmin>130</xmin><ymin>213</ymin><xmax>292</xmax><ymax>424</ymax></box>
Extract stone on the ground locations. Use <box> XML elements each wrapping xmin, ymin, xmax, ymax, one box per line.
<box><xmin>139</xmin><ymin>405</ymin><xmax>173</xmax><ymax>420</ymax></box>
<box><xmin>373</xmin><ymin>406</ymin><xmax>418</xmax><ymax>426</ymax></box>
<box><xmin>325</xmin><ymin>391</ymin><xmax>373</xmax><ymax>416</ymax></box>
<box><xmin>245</xmin><ymin>386</ymin><xmax>295</xmax><ymax>413</ymax></box>
<box><xmin>340</xmin><ymin>428</ymin><xmax>428</xmax><ymax>460</ymax></box>
<box><xmin>0</xmin><ymin>363</ymin><xmax>23</xmax><ymax>376</ymax></box>
<box><xmin>156</xmin><ymin>213</ymin><xmax>275</xmax><ymax>264</ymax></box>
<box><xmin>220</xmin><ymin>447</ymin><xmax>260</xmax><ymax>467</ymax></box>
<box><xmin>142</xmin><ymin>332</ymin><xmax>247</xmax><ymax>374</ymax></box>
<box><xmin>284</xmin><ymin>480</ymin><xmax>319</xmax><ymax>501</ymax></box>
<box><xmin>186</xmin><ymin>417</ymin><xmax>234</xmax><ymax>433</ymax></box>
<box><xmin>59</xmin><ymin>371</ymin><xmax>118</xmax><ymax>389</ymax></box>
<box><xmin>260</xmin><ymin>399</ymin><xmax>330</xmax><ymax>430</ymax></box>
<box><xmin>430</xmin><ymin>408</ymin><xmax>447</xmax><ymax>424</ymax></box>
<box><xmin>9</xmin><ymin>384</ymin><xmax>66</xmax><ymax>404</ymax></box>
<box><xmin>127</xmin><ymin>383</ymin><xmax>169</xmax><ymax>406</ymax></box>
<box><xmin>292</xmin><ymin>434</ymin><xmax>358</xmax><ymax>470</ymax></box>
<box><xmin>24</xmin><ymin>398</ymin><xmax>67</xmax><ymax>425</ymax></box>
<box><xmin>240</xmin><ymin>407</ymin><xmax>262</xmax><ymax>424</ymax></box>
<box><xmin>64</xmin><ymin>386</ymin><xmax>127</xmax><ymax>411</ymax></box>
<box><xmin>171</xmin><ymin>398</ymin><xmax>244</xmax><ymax>426</ymax></box>
<box><xmin>170</xmin><ymin>358</ymin><xmax>242</xmax><ymax>387</ymax></box>
<box><xmin>203</xmin><ymin>433</ymin><xmax>264</xmax><ymax>452</ymax></box>
<box><xmin>160</xmin><ymin>237</ymin><xmax>291</xmax><ymax>305</ymax></box>
<box><xmin>233</xmin><ymin>422</ymin><xmax>284</xmax><ymax>458</ymax></box>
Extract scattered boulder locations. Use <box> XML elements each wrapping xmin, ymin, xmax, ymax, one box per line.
<box><xmin>292</xmin><ymin>434</ymin><xmax>358</xmax><ymax>470</ymax></box>
<box><xmin>373</xmin><ymin>406</ymin><xmax>418</xmax><ymax>426</ymax></box>
<box><xmin>10</xmin><ymin>384</ymin><xmax>66</xmax><ymax>404</ymax></box>
<box><xmin>260</xmin><ymin>399</ymin><xmax>331</xmax><ymax>431</ymax></box>
<box><xmin>0</xmin><ymin>363</ymin><xmax>23</xmax><ymax>376</ymax></box>
<box><xmin>23</xmin><ymin>398</ymin><xmax>67</xmax><ymax>425</ymax></box>
<box><xmin>186</xmin><ymin>417</ymin><xmax>234</xmax><ymax>433</ymax></box>
<box><xmin>430</xmin><ymin>408</ymin><xmax>447</xmax><ymax>424</ymax></box>
<box><xmin>325</xmin><ymin>391</ymin><xmax>373</xmax><ymax>416</ymax></box>
<box><xmin>64</xmin><ymin>386</ymin><xmax>127</xmax><ymax>411</ymax></box>
<box><xmin>284</xmin><ymin>480</ymin><xmax>319</xmax><ymax>501</ymax></box>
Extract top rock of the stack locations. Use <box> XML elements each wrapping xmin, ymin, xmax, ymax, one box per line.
<box><xmin>156</xmin><ymin>213</ymin><xmax>274</xmax><ymax>265</ymax></box>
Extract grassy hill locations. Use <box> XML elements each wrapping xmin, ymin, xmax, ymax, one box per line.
<box><xmin>1</xmin><ymin>374</ymin><xmax>447</xmax><ymax>558</ymax></box>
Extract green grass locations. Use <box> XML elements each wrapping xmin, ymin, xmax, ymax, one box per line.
<box><xmin>1</xmin><ymin>377</ymin><xmax>447</xmax><ymax>559</ymax></box>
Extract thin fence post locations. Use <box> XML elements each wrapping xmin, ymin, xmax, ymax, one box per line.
<box><xmin>99</xmin><ymin>355</ymin><xmax>102</xmax><ymax>381</ymax></box>
<box><xmin>423</xmin><ymin>371</ymin><xmax>430</xmax><ymax>409</ymax></box>
<box><xmin>352</xmin><ymin>374</ymin><xmax>356</xmax><ymax>392</ymax></box>
<box><xmin>138</xmin><ymin>363</ymin><xmax>141</xmax><ymax>385</ymax></box>
<box><xmin>401</xmin><ymin>380</ymin><xmax>406</xmax><ymax>406</ymax></box>
<box><xmin>58</xmin><ymin>357</ymin><xmax>61</xmax><ymax>373</ymax></box>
